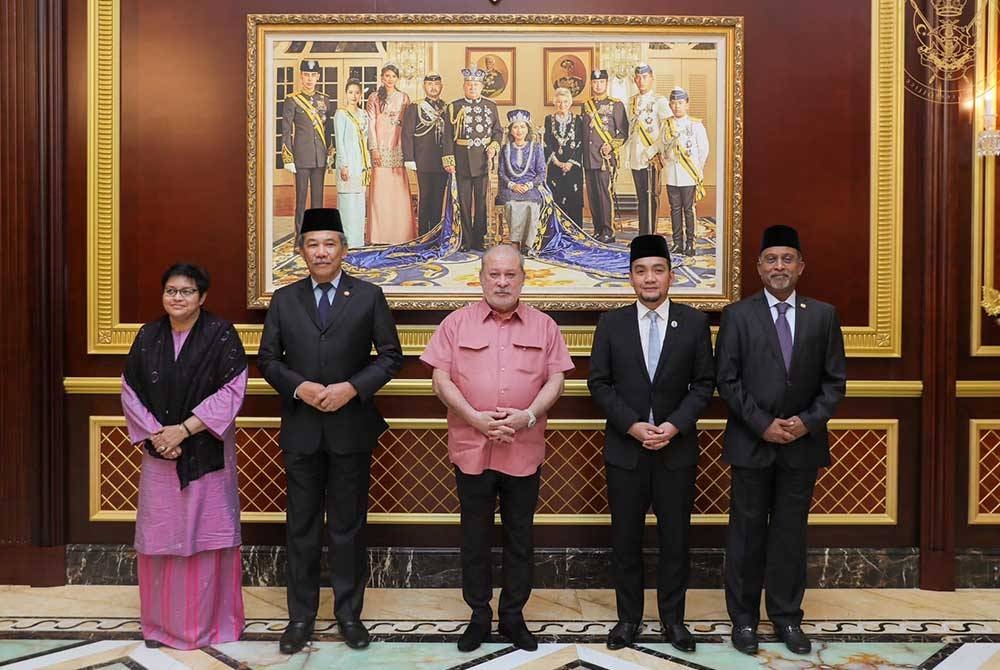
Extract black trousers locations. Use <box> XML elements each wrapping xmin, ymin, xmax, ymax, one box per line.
<box><xmin>456</xmin><ymin>174</ymin><xmax>488</xmax><ymax>249</ymax></box>
<box><xmin>455</xmin><ymin>467</ymin><xmax>541</xmax><ymax>625</ymax></box>
<box><xmin>631</xmin><ymin>167</ymin><xmax>660</xmax><ymax>235</ymax></box>
<box><xmin>283</xmin><ymin>449</ymin><xmax>371</xmax><ymax>623</ymax></box>
<box><xmin>606</xmin><ymin>456</ymin><xmax>696</xmax><ymax>625</ymax></box>
<box><xmin>417</xmin><ymin>171</ymin><xmax>449</xmax><ymax>235</ymax></box>
<box><xmin>724</xmin><ymin>464</ymin><xmax>818</xmax><ymax>628</ymax></box>
<box><xmin>667</xmin><ymin>185</ymin><xmax>697</xmax><ymax>248</ymax></box>
<box><xmin>584</xmin><ymin>168</ymin><xmax>614</xmax><ymax>238</ymax></box>
<box><xmin>294</xmin><ymin>167</ymin><xmax>327</xmax><ymax>235</ymax></box>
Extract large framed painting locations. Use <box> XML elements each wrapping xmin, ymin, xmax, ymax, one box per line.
<box><xmin>247</xmin><ymin>14</ymin><xmax>744</xmax><ymax>310</ymax></box>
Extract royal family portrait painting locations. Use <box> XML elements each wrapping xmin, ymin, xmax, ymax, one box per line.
<box><xmin>247</xmin><ymin>14</ymin><xmax>743</xmax><ymax>309</ymax></box>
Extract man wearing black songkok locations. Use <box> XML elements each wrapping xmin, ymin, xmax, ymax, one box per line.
<box><xmin>588</xmin><ymin>234</ymin><xmax>714</xmax><ymax>652</ymax></box>
<box><xmin>715</xmin><ymin>225</ymin><xmax>846</xmax><ymax>656</ymax></box>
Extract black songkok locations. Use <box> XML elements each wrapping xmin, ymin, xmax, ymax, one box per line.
<box><xmin>300</xmin><ymin>208</ymin><xmax>344</xmax><ymax>234</ymax></box>
<box><xmin>760</xmin><ymin>225</ymin><xmax>801</xmax><ymax>253</ymax></box>
<box><xmin>629</xmin><ymin>234</ymin><xmax>671</xmax><ymax>264</ymax></box>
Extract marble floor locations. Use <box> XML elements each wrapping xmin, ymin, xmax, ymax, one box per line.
<box><xmin>2</xmin><ymin>587</ymin><xmax>999</xmax><ymax>668</ymax></box>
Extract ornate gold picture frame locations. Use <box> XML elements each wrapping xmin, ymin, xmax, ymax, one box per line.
<box><xmin>246</xmin><ymin>14</ymin><xmax>745</xmax><ymax>311</ymax></box>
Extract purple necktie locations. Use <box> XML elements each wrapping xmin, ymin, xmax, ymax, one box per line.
<box><xmin>775</xmin><ymin>302</ymin><xmax>793</xmax><ymax>372</ymax></box>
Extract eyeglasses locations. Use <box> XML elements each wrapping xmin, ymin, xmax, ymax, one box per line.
<box><xmin>163</xmin><ymin>287</ymin><xmax>199</xmax><ymax>298</ymax></box>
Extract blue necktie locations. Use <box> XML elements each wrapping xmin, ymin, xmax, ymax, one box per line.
<box><xmin>317</xmin><ymin>282</ymin><xmax>333</xmax><ymax>328</ymax></box>
<box><xmin>646</xmin><ymin>312</ymin><xmax>661</xmax><ymax>380</ymax></box>
<box><xmin>775</xmin><ymin>302</ymin><xmax>793</xmax><ymax>371</ymax></box>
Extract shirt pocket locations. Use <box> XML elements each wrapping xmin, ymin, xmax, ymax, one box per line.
<box><xmin>511</xmin><ymin>336</ymin><xmax>545</xmax><ymax>374</ymax></box>
<box><xmin>455</xmin><ymin>337</ymin><xmax>491</xmax><ymax>383</ymax></box>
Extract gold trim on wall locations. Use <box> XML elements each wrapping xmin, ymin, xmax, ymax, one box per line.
<box><xmin>972</xmin><ymin>0</ymin><xmax>1000</xmax><ymax>354</ymax></box>
<box><xmin>957</xmin><ymin>381</ymin><xmax>1000</xmax><ymax>397</ymax></box>
<box><xmin>969</xmin><ymin>419</ymin><xmax>1000</xmax><ymax>523</ymax></box>
<box><xmin>90</xmin><ymin>416</ymin><xmax>898</xmax><ymax>525</ymax></box>
<box><xmin>87</xmin><ymin>0</ymin><xmax>903</xmax><ymax>356</ymax></box>
<box><xmin>66</xmin><ymin>376</ymin><xmax>924</xmax><ymax>397</ymax></box>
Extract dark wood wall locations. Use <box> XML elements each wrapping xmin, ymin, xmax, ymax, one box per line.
<box><xmin>1</xmin><ymin>0</ymin><xmax>991</xmax><ymax>588</ymax></box>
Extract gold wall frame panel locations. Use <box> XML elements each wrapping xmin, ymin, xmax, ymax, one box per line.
<box><xmin>87</xmin><ymin>0</ymin><xmax>903</xmax><ymax>356</ymax></box>
<box><xmin>66</xmin><ymin>376</ymin><xmax>924</xmax><ymax>397</ymax></box>
<box><xmin>969</xmin><ymin>419</ymin><xmax>1000</xmax><ymax>523</ymax></box>
<box><xmin>972</xmin><ymin>0</ymin><xmax>1000</xmax><ymax>354</ymax></box>
<box><xmin>91</xmin><ymin>416</ymin><xmax>898</xmax><ymax>525</ymax></box>
<box><xmin>957</xmin><ymin>380</ymin><xmax>1000</xmax><ymax>396</ymax></box>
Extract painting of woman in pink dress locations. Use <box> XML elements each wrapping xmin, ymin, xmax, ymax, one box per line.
<box><xmin>121</xmin><ymin>263</ymin><xmax>247</xmax><ymax>650</ymax></box>
<box><xmin>366</xmin><ymin>64</ymin><xmax>418</xmax><ymax>244</ymax></box>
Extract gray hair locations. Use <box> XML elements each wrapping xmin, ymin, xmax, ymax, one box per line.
<box><xmin>297</xmin><ymin>230</ymin><xmax>348</xmax><ymax>249</ymax></box>
<box><xmin>553</xmin><ymin>87</ymin><xmax>573</xmax><ymax>102</ymax></box>
<box><xmin>480</xmin><ymin>243</ymin><xmax>525</xmax><ymax>273</ymax></box>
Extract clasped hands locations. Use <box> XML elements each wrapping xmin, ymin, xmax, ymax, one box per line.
<box><xmin>627</xmin><ymin>421</ymin><xmax>679</xmax><ymax>451</ymax></box>
<box><xmin>762</xmin><ymin>416</ymin><xmax>809</xmax><ymax>444</ymax></box>
<box><xmin>297</xmin><ymin>381</ymin><xmax>357</xmax><ymax>413</ymax></box>
<box><xmin>470</xmin><ymin>407</ymin><xmax>532</xmax><ymax>443</ymax></box>
<box><xmin>149</xmin><ymin>424</ymin><xmax>186</xmax><ymax>460</ymax></box>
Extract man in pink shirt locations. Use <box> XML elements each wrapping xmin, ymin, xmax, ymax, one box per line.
<box><xmin>421</xmin><ymin>244</ymin><xmax>573</xmax><ymax>653</ymax></box>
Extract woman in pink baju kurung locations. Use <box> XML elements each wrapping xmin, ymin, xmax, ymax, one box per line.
<box><xmin>366</xmin><ymin>64</ymin><xmax>417</xmax><ymax>244</ymax></box>
<box><xmin>121</xmin><ymin>264</ymin><xmax>248</xmax><ymax>650</ymax></box>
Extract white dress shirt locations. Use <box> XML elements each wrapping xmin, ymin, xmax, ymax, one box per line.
<box><xmin>311</xmin><ymin>272</ymin><xmax>342</xmax><ymax>307</ymax></box>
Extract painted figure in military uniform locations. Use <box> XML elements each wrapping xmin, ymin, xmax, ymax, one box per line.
<box><xmin>662</xmin><ymin>87</ymin><xmax>709</xmax><ymax>256</ymax></box>
<box><xmin>580</xmin><ymin>69</ymin><xmax>629</xmax><ymax>243</ymax></box>
<box><xmin>554</xmin><ymin>58</ymin><xmax>585</xmax><ymax>98</ymax></box>
<box><xmin>442</xmin><ymin>66</ymin><xmax>504</xmax><ymax>252</ymax></box>
<box><xmin>403</xmin><ymin>72</ymin><xmax>448</xmax><ymax>236</ymax></box>
<box><xmin>366</xmin><ymin>64</ymin><xmax>417</xmax><ymax>244</ymax></box>
<box><xmin>544</xmin><ymin>88</ymin><xmax>585</xmax><ymax>228</ymax></box>
<box><xmin>481</xmin><ymin>55</ymin><xmax>507</xmax><ymax>100</ymax></box>
<box><xmin>333</xmin><ymin>78</ymin><xmax>371</xmax><ymax>248</ymax></box>
<box><xmin>624</xmin><ymin>63</ymin><xmax>671</xmax><ymax>236</ymax></box>
<box><xmin>282</xmin><ymin>59</ymin><xmax>336</xmax><ymax>236</ymax></box>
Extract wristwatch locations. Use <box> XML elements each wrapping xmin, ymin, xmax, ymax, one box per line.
<box><xmin>525</xmin><ymin>409</ymin><xmax>537</xmax><ymax>429</ymax></box>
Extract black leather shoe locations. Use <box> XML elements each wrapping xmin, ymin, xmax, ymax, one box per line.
<box><xmin>338</xmin><ymin>619</ymin><xmax>370</xmax><ymax>650</ymax></box>
<box><xmin>671</xmin><ymin>242</ymin><xmax>684</xmax><ymax>254</ymax></box>
<box><xmin>143</xmin><ymin>639</ymin><xmax>164</xmax><ymax>649</ymax></box>
<box><xmin>498</xmin><ymin>619</ymin><xmax>538</xmax><ymax>651</ymax></box>
<box><xmin>279</xmin><ymin>620</ymin><xmax>314</xmax><ymax>655</ymax></box>
<box><xmin>606</xmin><ymin>621</ymin><xmax>641</xmax><ymax>650</ymax></box>
<box><xmin>776</xmin><ymin>624</ymin><xmax>811</xmax><ymax>654</ymax></box>
<box><xmin>731</xmin><ymin>625</ymin><xmax>758</xmax><ymax>655</ymax></box>
<box><xmin>663</xmin><ymin>622</ymin><xmax>695</xmax><ymax>652</ymax></box>
<box><xmin>684</xmin><ymin>244</ymin><xmax>695</xmax><ymax>256</ymax></box>
<box><xmin>457</xmin><ymin>620</ymin><xmax>491</xmax><ymax>652</ymax></box>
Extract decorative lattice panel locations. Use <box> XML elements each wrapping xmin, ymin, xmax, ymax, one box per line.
<box><xmin>91</xmin><ymin>418</ymin><xmax>897</xmax><ymax>523</ymax></box>
<box><xmin>970</xmin><ymin>422</ymin><xmax>1000</xmax><ymax>523</ymax></box>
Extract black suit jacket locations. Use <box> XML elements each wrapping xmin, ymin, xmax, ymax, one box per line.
<box><xmin>715</xmin><ymin>291</ymin><xmax>847</xmax><ymax>469</ymax></box>
<box><xmin>588</xmin><ymin>301</ymin><xmax>715</xmax><ymax>470</ymax></box>
<box><xmin>401</xmin><ymin>99</ymin><xmax>446</xmax><ymax>173</ymax></box>
<box><xmin>258</xmin><ymin>274</ymin><xmax>403</xmax><ymax>455</ymax></box>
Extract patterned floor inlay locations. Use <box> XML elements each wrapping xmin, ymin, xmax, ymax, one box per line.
<box><xmin>0</xmin><ymin>618</ymin><xmax>995</xmax><ymax>669</ymax></box>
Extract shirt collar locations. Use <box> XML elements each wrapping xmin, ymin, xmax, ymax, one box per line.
<box><xmin>476</xmin><ymin>298</ymin><xmax>525</xmax><ymax>323</ymax></box>
<box><xmin>764</xmin><ymin>290</ymin><xmax>796</xmax><ymax>310</ymax></box>
<box><xmin>637</xmin><ymin>299</ymin><xmax>670</xmax><ymax>323</ymax></box>
<box><xmin>311</xmin><ymin>272</ymin><xmax>342</xmax><ymax>291</ymax></box>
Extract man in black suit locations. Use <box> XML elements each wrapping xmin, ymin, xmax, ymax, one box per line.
<box><xmin>715</xmin><ymin>225</ymin><xmax>846</xmax><ymax>656</ymax></box>
<box><xmin>258</xmin><ymin>208</ymin><xmax>403</xmax><ymax>655</ymax></box>
<box><xmin>588</xmin><ymin>234</ymin><xmax>714</xmax><ymax>652</ymax></box>
<box><xmin>402</xmin><ymin>72</ymin><xmax>448</xmax><ymax>236</ymax></box>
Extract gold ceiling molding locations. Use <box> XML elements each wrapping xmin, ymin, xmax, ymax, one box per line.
<box><xmin>65</xmin><ymin>377</ymin><xmax>924</xmax><ymax>397</ymax></box>
<box><xmin>88</xmin><ymin>0</ymin><xmax>902</xmax><ymax>357</ymax></box>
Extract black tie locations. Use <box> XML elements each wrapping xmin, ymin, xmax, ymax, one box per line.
<box><xmin>317</xmin><ymin>282</ymin><xmax>333</xmax><ymax>327</ymax></box>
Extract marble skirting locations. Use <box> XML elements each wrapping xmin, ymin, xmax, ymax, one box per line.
<box><xmin>66</xmin><ymin>545</ymin><xmax>920</xmax><ymax>588</ymax></box>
